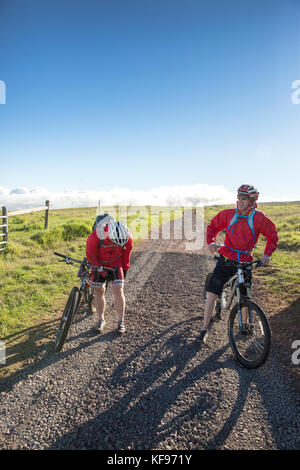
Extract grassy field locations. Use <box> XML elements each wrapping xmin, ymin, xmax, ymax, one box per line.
<box><xmin>0</xmin><ymin>202</ymin><xmax>299</xmax><ymax>380</ymax></box>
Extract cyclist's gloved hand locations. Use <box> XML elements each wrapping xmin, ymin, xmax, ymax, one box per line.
<box><xmin>208</xmin><ymin>243</ymin><xmax>219</xmax><ymax>254</ymax></box>
<box><xmin>91</xmin><ymin>267</ymin><xmax>105</xmax><ymax>283</ymax></box>
<box><xmin>261</xmin><ymin>254</ymin><xmax>270</xmax><ymax>265</ymax></box>
<box><xmin>123</xmin><ymin>270</ymin><xmax>127</xmax><ymax>279</ymax></box>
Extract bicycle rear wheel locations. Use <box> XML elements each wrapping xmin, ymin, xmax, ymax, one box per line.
<box><xmin>228</xmin><ymin>300</ymin><xmax>271</xmax><ymax>369</ymax></box>
<box><xmin>55</xmin><ymin>287</ymin><xmax>81</xmax><ymax>352</ymax></box>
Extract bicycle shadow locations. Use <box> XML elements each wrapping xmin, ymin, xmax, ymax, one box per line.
<box><xmin>269</xmin><ymin>296</ymin><xmax>300</xmax><ymax>347</ymax></box>
<box><xmin>0</xmin><ymin>278</ymin><xmax>133</xmax><ymax>392</ymax></box>
<box><xmin>48</xmin><ymin>304</ymin><xmax>298</xmax><ymax>451</ymax></box>
<box><xmin>0</xmin><ymin>251</ymin><xmax>139</xmax><ymax>390</ymax></box>
<box><xmin>46</xmin><ymin>315</ymin><xmax>256</xmax><ymax>450</ymax></box>
<box><xmin>0</xmin><ymin>248</ymin><xmax>201</xmax><ymax>391</ymax></box>
<box><xmin>0</xmin><ymin>305</ymin><xmax>112</xmax><ymax>391</ymax></box>
<box><xmin>2</xmin><ymin>247</ymin><xmax>298</xmax><ymax>449</ymax></box>
<box><xmin>0</xmin><ymin>319</ymin><xmax>58</xmax><ymax>387</ymax></box>
<box><xmin>2</xmin><ymin>310</ymin><xmax>296</xmax><ymax>449</ymax></box>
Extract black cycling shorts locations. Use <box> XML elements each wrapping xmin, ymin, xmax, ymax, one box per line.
<box><xmin>206</xmin><ymin>255</ymin><xmax>252</xmax><ymax>296</ymax></box>
<box><xmin>90</xmin><ymin>267</ymin><xmax>124</xmax><ymax>288</ymax></box>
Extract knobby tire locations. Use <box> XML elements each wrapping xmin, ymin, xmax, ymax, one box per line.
<box><xmin>228</xmin><ymin>300</ymin><xmax>271</xmax><ymax>369</ymax></box>
<box><xmin>55</xmin><ymin>286</ymin><xmax>81</xmax><ymax>352</ymax></box>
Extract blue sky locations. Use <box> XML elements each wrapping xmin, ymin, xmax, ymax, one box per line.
<box><xmin>0</xmin><ymin>0</ymin><xmax>300</xmax><ymax>208</ymax></box>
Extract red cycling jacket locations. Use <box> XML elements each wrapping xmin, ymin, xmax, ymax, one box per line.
<box><xmin>86</xmin><ymin>225</ymin><xmax>133</xmax><ymax>272</ymax></box>
<box><xmin>206</xmin><ymin>205</ymin><xmax>278</xmax><ymax>262</ymax></box>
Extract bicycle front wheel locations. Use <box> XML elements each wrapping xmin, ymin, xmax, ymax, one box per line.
<box><xmin>55</xmin><ymin>287</ymin><xmax>81</xmax><ymax>352</ymax></box>
<box><xmin>228</xmin><ymin>300</ymin><xmax>271</xmax><ymax>369</ymax></box>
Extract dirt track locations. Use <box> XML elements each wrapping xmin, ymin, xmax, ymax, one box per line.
<box><xmin>0</xmin><ymin>213</ymin><xmax>299</xmax><ymax>451</ymax></box>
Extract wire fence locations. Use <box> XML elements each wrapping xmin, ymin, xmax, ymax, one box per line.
<box><xmin>0</xmin><ymin>200</ymin><xmax>50</xmax><ymax>252</ymax></box>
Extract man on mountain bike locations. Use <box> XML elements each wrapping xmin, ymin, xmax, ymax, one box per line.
<box><xmin>86</xmin><ymin>219</ymin><xmax>133</xmax><ymax>334</ymax></box>
<box><xmin>199</xmin><ymin>184</ymin><xmax>278</xmax><ymax>343</ymax></box>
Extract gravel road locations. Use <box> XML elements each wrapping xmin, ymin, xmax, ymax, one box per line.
<box><xmin>0</xmin><ymin>213</ymin><xmax>299</xmax><ymax>451</ymax></box>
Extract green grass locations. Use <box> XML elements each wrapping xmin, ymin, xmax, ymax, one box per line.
<box><xmin>204</xmin><ymin>201</ymin><xmax>300</xmax><ymax>298</ymax></box>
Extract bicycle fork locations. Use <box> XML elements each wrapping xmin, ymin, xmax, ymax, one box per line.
<box><xmin>236</xmin><ymin>270</ymin><xmax>253</xmax><ymax>334</ymax></box>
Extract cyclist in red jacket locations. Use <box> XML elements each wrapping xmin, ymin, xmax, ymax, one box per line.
<box><xmin>199</xmin><ymin>184</ymin><xmax>278</xmax><ymax>343</ymax></box>
<box><xmin>86</xmin><ymin>219</ymin><xmax>133</xmax><ymax>334</ymax></box>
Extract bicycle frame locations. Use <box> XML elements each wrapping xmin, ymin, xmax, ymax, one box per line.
<box><xmin>78</xmin><ymin>265</ymin><xmax>90</xmax><ymax>295</ymax></box>
<box><xmin>235</xmin><ymin>266</ymin><xmax>253</xmax><ymax>331</ymax></box>
<box><xmin>222</xmin><ymin>274</ymin><xmax>237</xmax><ymax>310</ymax></box>
<box><xmin>224</xmin><ymin>269</ymin><xmax>251</xmax><ymax>308</ymax></box>
<box><xmin>214</xmin><ymin>250</ymin><xmax>261</xmax><ymax>331</ymax></box>
<box><xmin>210</xmin><ymin>247</ymin><xmax>270</xmax><ymax>368</ymax></box>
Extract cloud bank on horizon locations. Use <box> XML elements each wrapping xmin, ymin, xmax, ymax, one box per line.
<box><xmin>0</xmin><ymin>184</ymin><xmax>277</xmax><ymax>211</ymax></box>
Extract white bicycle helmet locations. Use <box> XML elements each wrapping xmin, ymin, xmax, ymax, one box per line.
<box><xmin>96</xmin><ymin>214</ymin><xmax>115</xmax><ymax>240</ymax></box>
<box><xmin>108</xmin><ymin>221</ymin><xmax>130</xmax><ymax>246</ymax></box>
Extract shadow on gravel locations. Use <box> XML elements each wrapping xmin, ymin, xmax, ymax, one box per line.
<box><xmin>45</xmin><ymin>315</ymin><xmax>274</xmax><ymax>451</ymax></box>
<box><xmin>269</xmin><ymin>296</ymin><xmax>300</xmax><ymax>348</ymax></box>
<box><xmin>0</xmin><ymin>307</ymin><xmax>110</xmax><ymax>392</ymax></box>
<box><xmin>3</xmin><ymin>247</ymin><xmax>298</xmax><ymax>449</ymax></box>
<box><xmin>0</xmin><ymin>319</ymin><xmax>58</xmax><ymax>387</ymax></box>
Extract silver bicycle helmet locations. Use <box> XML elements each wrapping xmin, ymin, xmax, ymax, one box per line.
<box><xmin>108</xmin><ymin>221</ymin><xmax>130</xmax><ymax>246</ymax></box>
<box><xmin>96</xmin><ymin>214</ymin><xmax>115</xmax><ymax>240</ymax></box>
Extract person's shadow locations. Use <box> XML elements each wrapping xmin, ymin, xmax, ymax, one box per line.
<box><xmin>47</xmin><ymin>316</ymin><xmax>254</xmax><ymax>450</ymax></box>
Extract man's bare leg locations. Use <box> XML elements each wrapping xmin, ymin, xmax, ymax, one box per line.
<box><xmin>112</xmin><ymin>284</ymin><xmax>126</xmax><ymax>333</ymax></box>
<box><xmin>199</xmin><ymin>291</ymin><xmax>218</xmax><ymax>342</ymax></box>
<box><xmin>93</xmin><ymin>286</ymin><xmax>106</xmax><ymax>332</ymax></box>
<box><xmin>203</xmin><ymin>292</ymin><xmax>218</xmax><ymax>329</ymax></box>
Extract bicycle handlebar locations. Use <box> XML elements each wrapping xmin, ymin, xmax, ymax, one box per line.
<box><xmin>211</xmin><ymin>245</ymin><xmax>263</xmax><ymax>268</ymax></box>
<box><xmin>214</xmin><ymin>256</ymin><xmax>263</xmax><ymax>268</ymax></box>
<box><xmin>53</xmin><ymin>252</ymin><xmax>115</xmax><ymax>272</ymax></box>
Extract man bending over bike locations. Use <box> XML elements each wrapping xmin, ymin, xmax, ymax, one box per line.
<box><xmin>86</xmin><ymin>219</ymin><xmax>133</xmax><ymax>334</ymax></box>
<box><xmin>200</xmin><ymin>184</ymin><xmax>278</xmax><ymax>343</ymax></box>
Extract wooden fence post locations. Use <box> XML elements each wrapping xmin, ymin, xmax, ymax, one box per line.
<box><xmin>3</xmin><ymin>206</ymin><xmax>7</xmax><ymax>243</ymax></box>
<box><xmin>0</xmin><ymin>206</ymin><xmax>8</xmax><ymax>252</ymax></box>
<box><xmin>44</xmin><ymin>200</ymin><xmax>50</xmax><ymax>229</ymax></box>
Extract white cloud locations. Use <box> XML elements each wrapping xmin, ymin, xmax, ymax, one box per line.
<box><xmin>9</xmin><ymin>187</ymin><xmax>29</xmax><ymax>195</ymax></box>
<box><xmin>0</xmin><ymin>184</ymin><xmax>278</xmax><ymax>211</ymax></box>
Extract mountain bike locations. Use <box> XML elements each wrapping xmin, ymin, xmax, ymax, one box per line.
<box><xmin>53</xmin><ymin>252</ymin><xmax>111</xmax><ymax>353</ymax></box>
<box><xmin>204</xmin><ymin>249</ymin><xmax>271</xmax><ymax>369</ymax></box>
